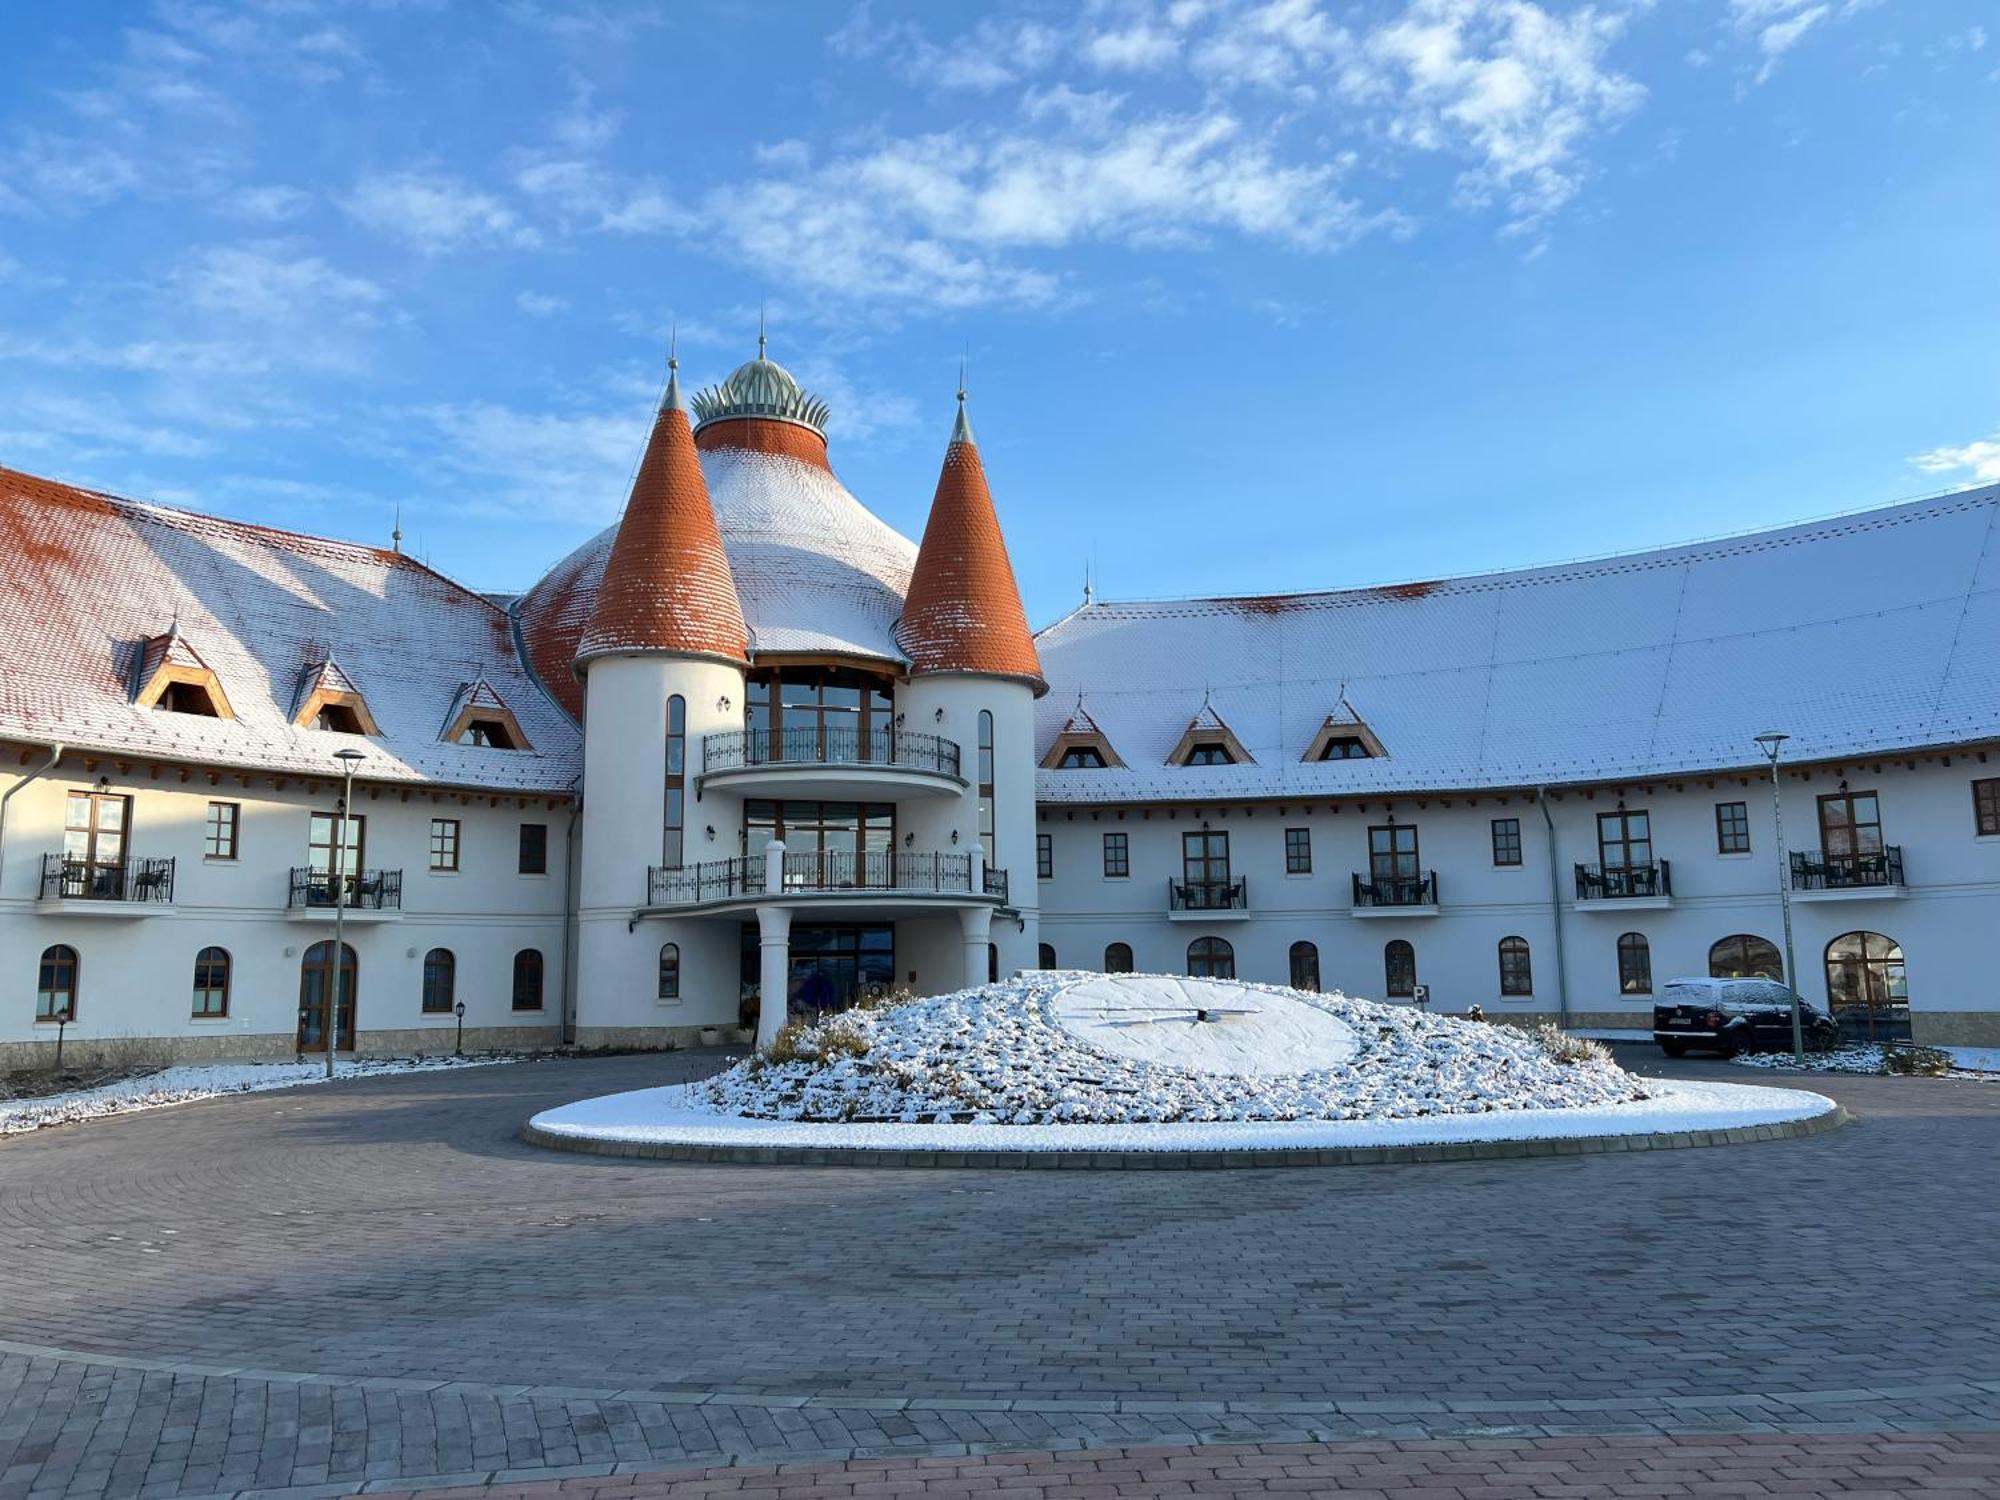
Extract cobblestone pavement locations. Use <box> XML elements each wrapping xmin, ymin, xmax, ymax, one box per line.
<box><xmin>0</xmin><ymin>1050</ymin><xmax>1996</xmax><ymax>1499</ymax></box>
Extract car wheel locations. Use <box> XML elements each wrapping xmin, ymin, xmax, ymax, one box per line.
<box><xmin>1659</xmin><ymin>1041</ymin><xmax>1688</xmax><ymax>1058</ymax></box>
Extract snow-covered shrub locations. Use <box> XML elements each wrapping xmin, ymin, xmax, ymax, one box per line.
<box><xmin>1533</xmin><ymin>1024</ymin><xmax>1615</xmax><ymax>1068</ymax></box>
<box><xmin>1880</xmin><ymin>1043</ymin><xmax>1952</xmax><ymax>1077</ymax></box>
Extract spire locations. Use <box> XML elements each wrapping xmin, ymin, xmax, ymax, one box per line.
<box><xmin>391</xmin><ymin>504</ymin><xmax>403</xmax><ymax>553</ymax></box>
<box><xmin>896</xmin><ymin>389</ymin><xmax>1044</xmax><ymax>692</ymax></box>
<box><xmin>662</xmin><ymin>329</ymin><xmax>686</xmax><ymax>413</ymax></box>
<box><xmin>757</xmin><ymin>304</ymin><xmax>767</xmax><ymax>361</ymax></box>
<box><xmin>951</xmin><ymin>359</ymin><xmax>973</xmax><ymax>446</ymax></box>
<box><xmin>574</xmin><ymin>377</ymin><xmax>749</xmax><ymax>670</ymax></box>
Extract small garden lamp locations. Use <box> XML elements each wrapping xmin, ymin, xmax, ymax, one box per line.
<box><xmin>453</xmin><ymin>999</ymin><xmax>466</xmax><ymax>1056</ymax></box>
<box><xmin>1753</xmin><ymin>731</ymin><xmax>1805</xmax><ymax>1065</ymax></box>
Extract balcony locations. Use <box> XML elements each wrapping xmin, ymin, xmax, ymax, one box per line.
<box><xmin>1168</xmin><ymin>876</ymin><xmax>1251</xmax><ymax>921</ymax></box>
<box><xmin>1350</xmin><ymin>871</ymin><xmax>1439</xmax><ymax>917</ymax></box>
<box><xmin>645</xmin><ymin>849</ymin><xmax>1007</xmax><ymax>914</ymax></box>
<box><xmin>287</xmin><ymin>867</ymin><xmax>404</xmax><ymax>921</ymax></box>
<box><xmin>698</xmin><ymin>726</ymin><xmax>965</xmax><ymax>800</ymax></box>
<box><xmin>1574</xmin><ymin>860</ymin><xmax>1673</xmax><ymax>909</ymax></box>
<box><xmin>37</xmin><ymin>855</ymin><xmax>174</xmax><ymax>915</ymax></box>
<box><xmin>1790</xmin><ymin>847</ymin><xmax>1905</xmax><ymax>901</ymax></box>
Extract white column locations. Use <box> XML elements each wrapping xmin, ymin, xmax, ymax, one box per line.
<box><xmin>764</xmin><ymin>837</ymin><xmax>786</xmax><ymax>894</ymax></box>
<box><xmin>756</xmin><ymin>903</ymin><xmax>792</xmax><ymax>1051</ymax></box>
<box><xmin>959</xmin><ymin>903</ymin><xmax>993</xmax><ymax>991</ymax></box>
<box><xmin>969</xmin><ymin>841</ymin><xmax>986</xmax><ymax>897</ymax></box>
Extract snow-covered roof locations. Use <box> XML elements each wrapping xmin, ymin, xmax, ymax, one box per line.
<box><xmin>1034</xmin><ymin>486</ymin><xmax>2000</xmax><ymax>803</ymax></box>
<box><xmin>0</xmin><ymin>466</ymin><xmax>580</xmax><ymax>791</ymax></box>
<box><xmin>517</xmin><ymin>441</ymin><xmax>915</xmax><ymax>714</ymax></box>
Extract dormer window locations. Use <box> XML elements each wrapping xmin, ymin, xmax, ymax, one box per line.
<box><xmin>314</xmin><ymin>702</ymin><xmax>368</xmax><ymax>734</ymax></box>
<box><xmin>292</xmin><ymin>656</ymin><xmax>380</xmax><ymax>737</ymax></box>
<box><xmin>1303</xmin><ymin>705</ymin><xmax>1387</xmax><ymax>762</ymax></box>
<box><xmin>439</xmin><ymin>678</ymin><xmax>532</xmax><ymax>752</ymax></box>
<box><xmin>1056</xmin><ymin>744</ymin><xmax>1107</xmax><ymax>769</ymax></box>
<box><xmin>1186</xmin><ymin>742</ymin><xmax>1235</xmax><ymax>766</ymax></box>
<box><xmin>131</xmin><ymin>627</ymin><xmax>235</xmax><ymax>721</ymax></box>
<box><xmin>1166</xmin><ymin>705</ymin><xmax>1252</xmax><ymax>768</ymax></box>
<box><xmin>157</xmin><ymin>681</ymin><xmax>221</xmax><ymax>717</ymax></box>
<box><xmin>1040</xmin><ymin>702</ymin><xmax>1123</xmax><ymax>770</ymax></box>
<box><xmin>1318</xmin><ymin>736</ymin><xmax>1371</xmax><ymax>761</ymax></box>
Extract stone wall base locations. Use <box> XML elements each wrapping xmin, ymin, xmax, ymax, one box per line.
<box><xmin>0</xmin><ymin>1025</ymin><xmax>559</xmax><ymax>1073</ymax></box>
<box><xmin>1910</xmin><ymin>1012</ymin><xmax>2000</xmax><ymax>1047</ymax></box>
<box><xmin>572</xmin><ymin>1024</ymin><xmax>752</xmax><ymax>1053</ymax></box>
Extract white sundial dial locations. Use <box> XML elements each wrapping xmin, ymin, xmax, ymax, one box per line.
<box><xmin>1050</xmin><ymin>975</ymin><xmax>1361</xmax><ymax>1077</ymax></box>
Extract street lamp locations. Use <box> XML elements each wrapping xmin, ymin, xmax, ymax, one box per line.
<box><xmin>1753</xmin><ymin>732</ymin><xmax>1805</xmax><ymax>1065</ymax></box>
<box><xmin>329</xmin><ymin>748</ymin><xmax>365</xmax><ymax>1081</ymax></box>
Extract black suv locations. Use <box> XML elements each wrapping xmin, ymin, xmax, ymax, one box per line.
<box><xmin>1653</xmin><ymin>977</ymin><xmax>1841</xmax><ymax>1056</ymax></box>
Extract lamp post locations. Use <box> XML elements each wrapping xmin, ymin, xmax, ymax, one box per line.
<box><xmin>453</xmin><ymin>999</ymin><xmax>466</xmax><ymax>1057</ymax></box>
<box><xmin>1753</xmin><ymin>732</ymin><xmax>1805</xmax><ymax>1066</ymax></box>
<box><xmin>329</xmin><ymin>748</ymin><xmax>365</xmax><ymax>1081</ymax></box>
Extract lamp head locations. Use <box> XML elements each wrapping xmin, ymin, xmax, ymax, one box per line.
<box><xmin>334</xmin><ymin>748</ymin><xmax>366</xmax><ymax>766</ymax></box>
<box><xmin>1752</xmin><ymin>731</ymin><xmax>1789</xmax><ymax>754</ymax></box>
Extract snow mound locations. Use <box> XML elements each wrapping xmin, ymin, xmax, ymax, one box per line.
<box><xmin>698</xmin><ymin>972</ymin><xmax>1649</xmax><ymax>1126</ymax></box>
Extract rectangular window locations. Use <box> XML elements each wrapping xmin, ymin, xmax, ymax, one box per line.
<box><xmin>429</xmin><ymin>818</ymin><xmax>461</xmax><ymax>872</ymax></box>
<box><xmin>1181</xmin><ymin>830</ymin><xmax>1231</xmax><ymax>887</ymax></box>
<box><xmin>1284</xmin><ymin>827</ymin><xmax>1312</xmax><ymax>874</ymax></box>
<box><xmin>63</xmin><ymin>790</ymin><xmax>132</xmax><ymax>893</ymax></box>
<box><xmin>664</xmin><ymin>695</ymin><xmax>686</xmax><ymax>868</ymax></box>
<box><xmin>307</xmin><ymin>810</ymin><xmax>365</xmax><ymax>873</ymax></box>
<box><xmin>1101</xmin><ymin>831</ymin><xmax>1129</xmax><ymax>878</ymax></box>
<box><xmin>1596</xmin><ymin>809</ymin><xmax>1652</xmax><ymax>869</ymax></box>
<box><xmin>1974</xmin><ymin>778</ymin><xmax>2000</xmax><ymax>837</ymax></box>
<box><xmin>518</xmin><ymin>822</ymin><xmax>548</xmax><ymax>875</ymax></box>
<box><xmin>1367</xmin><ymin>824</ymin><xmax>1419</xmax><ymax>882</ymax></box>
<box><xmin>1817</xmin><ymin>790</ymin><xmax>1882</xmax><ymax>856</ymax></box>
<box><xmin>204</xmin><ymin>801</ymin><xmax>239</xmax><ymax>860</ymax></box>
<box><xmin>1716</xmin><ymin>801</ymin><xmax>1750</xmax><ymax>854</ymax></box>
<box><xmin>1490</xmin><ymin>817</ymin><xmax>1522</xmax><ymax>867</ymax></box>
<box><xmin>1036</xmin><ymin>832</ymin><xmax>1053</xmax><ymax>880</ymax></box>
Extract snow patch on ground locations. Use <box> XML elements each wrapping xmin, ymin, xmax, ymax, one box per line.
<box><xmin>0</xmin><ymin>1055</ymin><xmax>523</xmax><ymax>1136</ymax></box>
<box><xmin>530</xmin><ymin>1077</ymin><xmax>1834</xmax><ymax>1153</ymax></box>
<box><xmin>694</xmin><ymin>971</ymin><xmax>1648</xmax><ymax>1126</ymax></box>
<box><xmin>1730</xmin><ymin>1045</ymin><xmax>2000</xmax><ymax>1080</ymax></box>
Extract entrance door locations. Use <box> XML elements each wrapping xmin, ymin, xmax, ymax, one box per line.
<box><xmin>298</xmin><ymin>940</ymin><xmax>357</xmax><ymax>1052</ymax></box>
<box><xmin>743</xmin><ymin>923</ymin><xmax>894</xmax><ymax>1016</ymax></box>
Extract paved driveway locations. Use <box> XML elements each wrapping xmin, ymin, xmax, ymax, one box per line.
<box><xmin>1</xmin><ymin>1049</ymin><xmax>1996</xmax><ymax>1498</ymax></box>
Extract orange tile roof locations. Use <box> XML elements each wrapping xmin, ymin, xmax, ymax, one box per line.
<box><xmin>896</xmin><ymin>400</ymin><xmax>1045</xmax><ymax>692</ymax></box>
<box><xmin>694</xmin><ymin>415</ymin><xmax>832</xmax><ymax>471</ymax></box>
<box><xmin>574</xmin><ymin>371</ymin><xmax>750</xmax><ymax>670</ymax></box>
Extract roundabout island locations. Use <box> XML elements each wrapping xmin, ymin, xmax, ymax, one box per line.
<box><xmin>525</xmin><ymin>973</ymin><xmax>1843</xmax><ymax>1166</ymax></box>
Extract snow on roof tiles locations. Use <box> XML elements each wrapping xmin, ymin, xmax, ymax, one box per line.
<box><xmin>1033</xmin><ymin>486</ymin><xmax>2000</xmax><ymax>802</ymax></box>
<box><xmin>0</xmin><ymin>465</ymin><xmax>579</xmax><ymax>791</ymax></box>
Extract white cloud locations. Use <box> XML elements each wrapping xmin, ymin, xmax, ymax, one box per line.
<box><xmin>0</xmin><ymin>390</ymin><xmax>215</xmax><ymax>460</ymax></box>
<box><xmin>513</xmin><ymin>158</ymin><xmax>689</xmax><ymax>235</ymax></box>
<box><xmin>517</xmin><ymin>291</ymin><xmax>569</xmax><ymax>317</ymax></box>
<box><xmin>176</xmin><ymin>243</ymin><xmax>383</xmax><ymax>322</ymax></box>
<box><xmin>1086</xmin><ymin>24</ymin><xmax>1182</xmax><ymax>71</ymax></box>
<box><xmin>343</xmin><ymin>170</ymin><xmax>540</xmax><ymax>254</ymax></box>
<box><xmin>216</xmin><ymin>184</ymin><xmax>314</xmax><ymax>222</ymax></box>
<box><xmin>1727</xmin><ymin>0</ymin><xmax>1831</xmax><ymax>81</ymax></box>
<box><xmin>829</xmin><ymin>5</ymin><xmax>1063</xmax><ymax>92</ymax></box>
<box><xmin>1911</xmin><ymin>432</ymin><xmax>2000</xmax><ymax>487</ymax></box>
<box><xmin>419</xmin><ymin>400</ymin><xmax>647</xmax><ymax>520</ymax></box>
<box><xmin>0</xmin><ymin>134</ymin><xmax>143</xmax><ymax>214</ymax></box>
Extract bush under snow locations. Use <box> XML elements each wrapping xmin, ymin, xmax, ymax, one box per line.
<box><xmin>700</xmin><ymin>972</ymin><xmax>1648</xmax><ymax>1126</ymax></box>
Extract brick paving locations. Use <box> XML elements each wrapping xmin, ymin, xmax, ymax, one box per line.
<box><xmin>0</xmin><ymin>1051</ymin><xmax>1995</xmax><ymax>1498</ymax></box>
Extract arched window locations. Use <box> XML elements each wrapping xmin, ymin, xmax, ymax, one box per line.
<box><xmin>1038</xmin><ymin>942</ymin><xmax>1056</xmax><ymax>970</ymax></box>
<box><xmin>192</xmin><ymin>946</ymin><xmax>230</xmax><ymax>1017</ymax></box>
<box><xmin>1825</xmin><ymin>931</ymin><xmax>1908</xmax><ymax>1041</ymax></box>
<box><xmin>1187</xmin><ymin>936</ymin><xmax>1234</xmax><ymax>979</ymax></box>
<box><xmin>663</xmin><ymin>695</ymin><xmax>686</xmax><ymax>868</ymax></box>
<box><xmin>658</xmin><ymin>943</ymin><xmax>680</xmax><ymax>1001</ymax></box>
<box><xmin>298</xmin><ymin>941</ymin><xmax>356</xmax><ymax>1052</ymax></box>
<box><xmin>1384</xmin><ymin>940</ymin><xmax>1416</xmax><ymax>998</ymax></box>
<box><xmin>1498</xmin><ymin>936</ymin><xmax>1533</xmax><ymax>996</ymax></box>
<box><xmin>977</xmin><ymin>710</ymin><xmax>996</xmax><ymax>849</ymax></box>
<box><xmin>1709</xmin><ymin>934</ymin><xmax>1783</xmax><ymax>980</ymax></box>
<box><xmin>1288</xmin><ymin>940</ymin><xmax>1320</xmax><ymax>992</ymax></box>
<box><xmin>1616</xmin><ymin>933</ymin><xmax>1652</xmax><ymax>995</ymax></box>
<box><xmin>512</xmin><ymin>949</ymin><xmax>544</xmax><ymax>1011</ymax></box>
<box><xmin>987</xmin><ymin>942</ymin><xmax>999</xmax><ymax>984</ymax></box>
<box><xmin>422</xmin><ymin>949</ymin><xmax>456</xmax><ymax>1013</ymax></box>
<box><xmin>36</xmin><ymin>945</ymin><xmax>78</xmax><ymax>1021</ymax></box>
<box><xmin>1104</xmin><ymin>941</ymin><xmax>1134</xmax><ymax>973</ymax></box>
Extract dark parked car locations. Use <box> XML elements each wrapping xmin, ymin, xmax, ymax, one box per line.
<box><xmin>1653</xmin><ymin>977</ymin><xmax>1841</xmax><ymax>1057</ymax></box>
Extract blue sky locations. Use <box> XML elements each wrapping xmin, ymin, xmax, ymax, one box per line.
<box><xmin>0</xmin><ymin>1</ymin><xmax>1994</xmax><ymax>625</ymax></box>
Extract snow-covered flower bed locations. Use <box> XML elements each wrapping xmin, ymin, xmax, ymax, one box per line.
<box><xmin>1730</xmin><ymin>1044</ymin><xmax>2000</xmax><ymax>1080</ymax></box>
<box><xmin>0</xmin><ymin>1054</ymin><xmax>524</xmax><ymax>1137</ymax></box>
<box><xmin>698</xmin><ymin>972</ymin><xmax>1650</xmax><ymax>1126</ymax></box>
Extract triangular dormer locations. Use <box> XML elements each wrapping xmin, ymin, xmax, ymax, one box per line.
<box><xmin>131</xmin><ymin>625</ymin><xmax>234</xmax><ymax>719</ymax></box>
<box><xmin>441</xmin><ymin>677</ymin><xmax>532</xmax><ymax>751</ymax></box>
<box><xmin>292</xmin><ymin>655</ymin><xmax>379</xmax><ymax>735</ymax></box>
<box><xmin>1039</xmin><ymin>701</ymin><xmax>1124</xmax><ymax>769</ymax></box>
<box><xmin>1303</xmin><ymin>696</ymin><xmax>1387</xmax><ymax>761</ymax></box>
<box><xmin>1167</xmin><ymin>701</ymin><xmax>1252</xmax><ymax>767</ymax></box>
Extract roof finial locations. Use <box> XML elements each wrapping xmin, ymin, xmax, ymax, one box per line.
<box><xmin>757</xmin><ymin>302</ymin><xmax>767</xmax><ymax>361</ymax></box>
<box><xmin>1082</xmin><ymin>558</ymin><xmax>1093</xmax><ymax>605</ymax></box>
<box><xmin>392</xmin><ymin>504</ymin><xmax>403</xmax><ymax>553</ymax></box>
<box><xmin>662</xmin><ymin>320</ymin><xmax>686</xmax><ymax>412</ymax></box>
<box><xmin>950</xmin><ymin>354</ymin><xmax>975</xmax><ymax>446</ymax></box>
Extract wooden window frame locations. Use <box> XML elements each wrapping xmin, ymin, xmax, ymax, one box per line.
<box><xmin>658</xmin><ymin>943</ymin><xmax>680</xmax><ymax>1002</ymax></box>
<box><xmin>1101</xmin><ymin>831</ymin><xmax>1129</xmax><ymax>878</ymax></box>
<box><xmin>1490</xmin><ymin>817</ymin><xmax>1522</xmax><ymax>867</ymax></box>
<box><xmin>192</xmin><ymin>946</ymin><xmax>231</xmax><ymax>1018</ymax></box>
<box><xmin>1284</xmin><ymin>827</ymin><xmax>1312</xmax><ymax>874</ymax></box>
<box><xmin>422</xmin><ymin>949</ymin><xmax>456</xmax><ymax>1014</ymax></box>
<box><xmin>1498</xmin><ymin>936</ymin><xmax>1533</xmax><ymax>997</ymax></box>
<box><xmin>1817</xmin><ymin>790</ymin><xmax>1883</xmax><ymax>857</ymax></box>
<box><xmin>1715</xmin><ymin>801</ymin><xmax>1751</xmax><ymax>854</ymax></box>
<box><xmin>37</xmin><ymin>944</ymin><xmax>79</xmax><ymax>1021</ymax></box>
<box><xmin>1104</xmin><ymin>942</ymin><xmax>1134</xmax><ymax>974</ymax></box>
<box><xmin>204</xmin><ymin>801</ymin><xmax>240</xmax><ymax>861</ymax></box>
<box><xmin>1288</xmin><ymin>940</ymin><xmax>1320</xmax><ymax>993</ymax></box>
<box><xmin>664</xmin><ymin>695</ymin><xmax>686</xmax><ymax>868</ymax></box>
<box><xmin>518</xmin><ymin>822</ymin><xmax>549</xmax><ymax>876</ymax></box>
<box><xmin>1973</xmin><ymin>778</ymin><xmax>2000</xmax><ymax>837</ymax></box>
<box><xmin>1038</xmin><ymin>943</ymin><xmax>1057</xmax><ymax>970</ymax></box>
<box><xmin>1036</xmin><ymin>832</ymin><xmax>1053</xmax><ymax>881</ymax></box>
<box><xmin>1368</xmin><ymin>823</ymin><xmax>1419</xmax><ymax>883</ymax></box>
<box><xmin>1186</xmin><ymin>936</ymin><xmax>1235</xmax><ymax>979</ymax></box>
<box><xmin>977</xmin><ymin>711</ymin><xmax>996</xmax><ymax>848</ymax></box>
<box><xmin>1596</xmin><ymin>809</ymin><xmax>1652</xmax><ymax>870</ymax></box>
<box><xmin>428</xmin><ymin>818</ymin><xmax>461</xmax><ymax>872</ymax></box>
<box><xmin>1384</xmin><ymin>939</ymin><xmax>1416</xmax><ymax>998</ymax></box>
<box><xmin>511</xmin><ymin>949</ymin><xmax>545</xmax><ymax>1011</ymax></box>
<box><xmin>1616</xmin><ymin>932</ymin><xmax>1652</xmax><ymax>995</ymax></box>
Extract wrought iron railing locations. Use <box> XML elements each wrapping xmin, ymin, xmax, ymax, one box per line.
<box><xmin>288</xmin><ymin>867</ymin><xmax>403</xmax><ymax>911</ymax></box>
<box><xmin>645</xmin><ymin>850</ymin><xmax>1005</xmax><ymax>906</ymax></box>
<box><xmin>1169</xmin><ymin>876</ymin><xmax>1249</xmax><ymax>911</ymax></box>
<box><xmin>40</xmin><ymin>854</ymin><xmax>175</xmax><ymax>903</ymax></box>
<box><xmin>1791</xmin><ymin>847</ymin><xmax>1904</xmax><ymax>891</ymax></box>
<box><xmin>1351</xmin><ymin>870</ymin><xmax>1438</xmax><ymax>908</ymax></box>
<box><xmin>1574</xmin><ymin>860</ymin><xmax>1672</xmax><ymax>900</ymax></box>
<box><xmin>702</xmin><ymin>726</ymin><xmax>961</xmax><ymax>778</ymax></box>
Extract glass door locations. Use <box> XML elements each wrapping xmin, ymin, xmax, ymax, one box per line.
<box><xmin>62</xmin><ymin>791</ymin><xmax>131</xmax><ymax>898</ymax></box>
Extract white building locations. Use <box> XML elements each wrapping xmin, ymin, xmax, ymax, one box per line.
<box><xmin>3</xmin><ymin>347</ymin><xmax>1997</xmax><ymax>1064</ymax></box>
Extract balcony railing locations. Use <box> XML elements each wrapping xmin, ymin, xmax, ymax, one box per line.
<box><xmin>702</xmin><ymin>726</ymin><xmax>962</xmax><ymax>779</ymax></box>
<box><xmin>1169</xmin><ymin>876</ymin><xmax>1249</xmax><ymax>912</ymax></box>
<box><xmin>1574</xmin><ymin>860</ymin><xmax>1672</xmax><ymax>900</ymax></box>
<box><xmin>288</xmin><ymin>867</ymin><xmax>403</xmax><ymax>911</ymax></box>
<box><xmin>646</xmin><ymin>850</ymin><xmax>1003</xmax><ymax>906</ymax></box>
<box><xmin>1351</xmin><ymin>871</ymin><xmax>1438</xmax><ymax>908</ymax></box>
<box><xmin>40</xmin><ymin>854</ymin><xmax>175</xmax><ymax>903</ymax></box>
<box><xmin>1791</xmin><ymin>847</ymin><xmax>1904</xmax><ymax>891</ymax></box>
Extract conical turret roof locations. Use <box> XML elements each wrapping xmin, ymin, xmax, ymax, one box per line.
<box><xmin>896</xmin><ymin>392</ymin><xmax>1044</xmax><ymax>692</ymax></box>
<box><xmin>575</xmin><ymin>365</ymin><xmax>749</xmax><ymax>669</ymax></box>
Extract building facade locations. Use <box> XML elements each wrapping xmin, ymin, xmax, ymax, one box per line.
<box><xmin>3</xmin><ymin>348</ymin><xmax>1997</xmax><ymax>1063</ymax></box>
